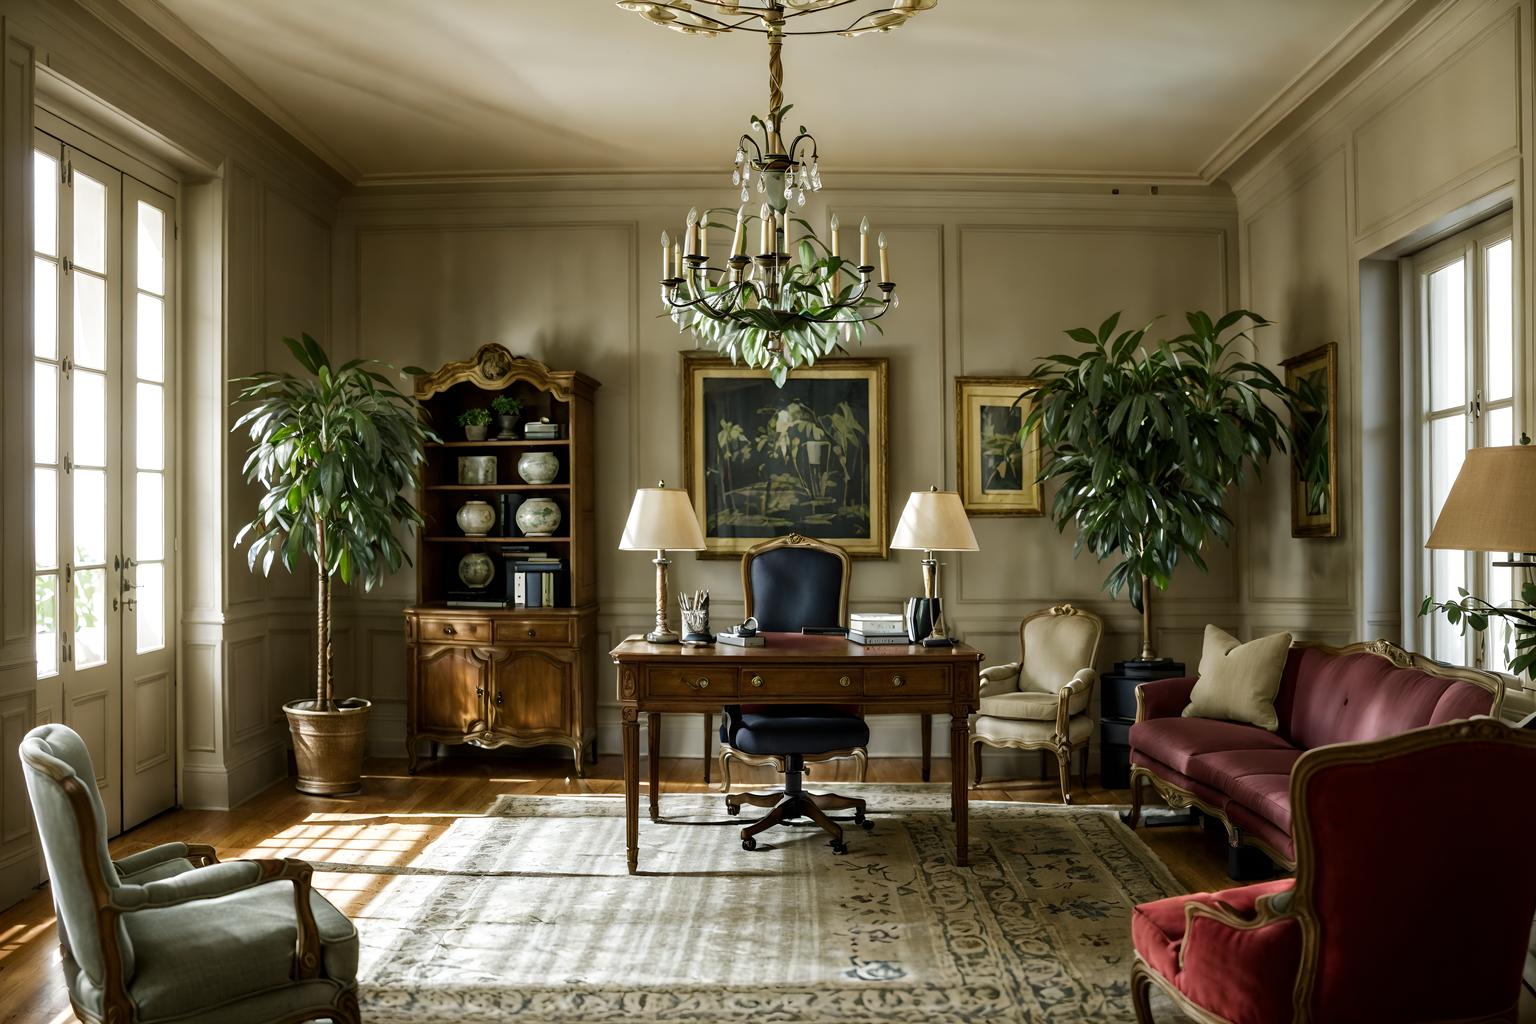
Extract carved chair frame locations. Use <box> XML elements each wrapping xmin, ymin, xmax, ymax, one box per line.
<box><xmin>21</xmin><ymin>745</ymin><xmax>359</xmax><ymax>1024</ymax></box>
<box><xmin>1131</xmin><ymin>716</ymin><xmax>1534</xmax><ymax>1024</ymax></box>
<box><xmin>969</xmin><ymin>603</ymin><xmax>1104</xmax><ymax>804</ymax></box>
<box><xmin>1124</xmin><ymin>638</ymin><xmax>1506</xmax><ymax>867</ymax></box>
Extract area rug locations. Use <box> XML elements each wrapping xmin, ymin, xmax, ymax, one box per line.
<box><xmin>337</xmin><ymin>786</ymin><xmax>1183</xmax><ymax>1023</ymax></box>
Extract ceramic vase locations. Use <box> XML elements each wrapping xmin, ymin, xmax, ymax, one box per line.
<box><xmin>464</xmin><ymin>424</ymin><xmax>488</xmax><ymax>441</ymax></box>
<box><xmin>515</xmin><ymin>497</ymin><xmax>562</xmax><ymax>537</ymax></box>
<box><xmin>456</xmin><ymin>499</ymin><xmax>496</xmax><ymax>536</ymax></box>
<box><xmin>497</xmin><ymin>414</ymin><xmax>518</xmax><ymax>438</ymax></box>
<box><xmin>517</xmin><ymin>451</ymin><xmax>560</xmax><ymax>485</ymax></box>
<box><xmin>458</xmin><ymin>552</ymin><xmax>495</xmax><ymax>589</ymax></box>
<box><xmin>457</xmin><ymin>455</ymin><xmax>497</xmax><ymax>485</ymax></box>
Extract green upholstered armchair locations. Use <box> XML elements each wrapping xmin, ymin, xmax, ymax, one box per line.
<box><xmin>19</xmin><ymin>724</ymin><xmax>361</xmax><ymax>1024</ymax></box>
<box><xmin>969</xmin><ymin>603</ymin><xmax>1104</xmax><ymax>804</ymax></box>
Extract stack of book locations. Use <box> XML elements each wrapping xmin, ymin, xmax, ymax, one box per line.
<box><xmin>510</xmin><ymin>554</ymin><xmax>566</xmax><ymax>608</ymax></box>
<box><xmin>523</xmin><ymin>419</ymin><xmax>562</xmax><ymax>440</ymax></box>
<box><xmin>496</xmin><ymin>493</ymin><xmax>525</xmax><ymax>537</ymax></box>
<box><xmin>848</xmin><ymin>612</ymin><xmax>909</xmax><ymax>646</ymax></box>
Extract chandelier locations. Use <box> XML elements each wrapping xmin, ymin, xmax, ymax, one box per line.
<box><xmin>619</xmin><ymin>1</ymin><xmax>937</xmax><ymax>385</ymax></box>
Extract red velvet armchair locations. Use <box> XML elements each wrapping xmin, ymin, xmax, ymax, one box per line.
<box><xmin>1130</xmin><ymin>717</ymin><xmax>1536</xmax><ymax>1024</ymax></box>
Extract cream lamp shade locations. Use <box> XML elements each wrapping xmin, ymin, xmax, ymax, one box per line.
<box><xmin>619</xmin><ymin>485</ymin><xmax>706</xmax><ymax>551</ymax></box>
<box><xmin>891</xmin><ymin>487</ymin><xmax>979</xmax><ymax>552</ymax></box>
<box><xmin>1425</xmin><ymin>445</ymin><xmax>1536</xmax><ymax>553</ymax></box>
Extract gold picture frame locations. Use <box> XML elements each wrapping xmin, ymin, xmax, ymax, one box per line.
<box><xmin>1281</xmin><ymin>342</ymin><xmax>1339</xmax><ymax>539</ymax></box>
<box><xmin>683</xmin><ymin>353</ymin><xmax>889</xmax><ymax>558</ymax></box>
<box><xmin>955</xmin><ymin>376</ymin><xmax>1043</xmax><ymax>517</ymax></box>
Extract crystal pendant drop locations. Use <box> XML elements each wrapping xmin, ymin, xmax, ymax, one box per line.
<box><xmin>892</xmin><ymin>292</ymin><xmax>901</xmax><ymax>309</ymax></box>
<box><xmin>735</xmin><ymin>149</ymin><xmax>746</xmax><ymax>164</ymax></box>
<box><xmin>756</xmin><ymin>176</ymin><xmax>766</xmax><ymax>194</ymax></box>
<box><xmin>732</xmin><ymin>169</ymin><xmax>741</xmax><ymax>186</ymax></box>
<box><xmin>811</xmin><ymin>161</ymin><xmax>822</xmax><ymax>190</ymax></box>
<box><xmin>741</xmin><ymin>185</ymin><xmax>750</xmax><ymax>202</ymax></box>
<box><xmin>765</xmin><ymin>119</ymin><xmax>775</xmax><ymax>135</ymax></box>
<box><xmin>796</xmin><ymin>190</ymin><xmax>807</xmax><ymax>207</ymax></box>
<box><xmin>784</xmin><ymin>182</ymin><xmax>794</xmax><ymax>200</ymax></box>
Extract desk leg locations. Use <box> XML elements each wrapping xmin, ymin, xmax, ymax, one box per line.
<box><xmin>623</xmin><ymin>707</ymin><xmax>640</xmax><ymax>874</ymax></box>
<box><xmin>920</xmin><ymin>714</ymin><xmax>933</xmax><ymax>782</ymax></box>
<box><xmin>951</xmin><ymin>712</ymin><xmax>970</xmax><ymax>866</ymax></box>
<box><xmin>647</xmin><ymin>712</ymin><xmax>661</xmax><ymax>822</ymax></box>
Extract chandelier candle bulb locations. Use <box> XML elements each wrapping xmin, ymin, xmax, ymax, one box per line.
<box><xmin>878</xmin><ymin>232</ymin><xmax>889</xmax><ymax>282</ymax></box>
<box><xmin>661</xmin><ymin>231</ymin><xmax>670</xmax><ymax>277</ymax></box>
<box><xmin>732</xmin><ymin>207</ymin><xmax>745</xmax><ymax>255</ymax></box>
<box><xmin>759</xmin><ymin>203</ymin><xmax>770</xmax><ymax>254</ymax></box>
<box><xmin>673</xmin><ymin>242</ymin><xmax>682</xmax><ymax>280</ymax></box>
<box><xmin>859</xmin><ymin>217</ymin><xmax>870</xmax><ymax>267</ymax></box>
<box><xmin>686</xmin><ymin>207</ymin><xmax>699</xmax><ymax>256</ymax></box>
<box><xmin>699</xmin><ymin>213</ymin><xmax>709</xmax><ymax>256</ymax></box>
<box><xmin>783</xmin><ymin>212</ymin><xmax>792</xmax><ymax>254</ymax></box>
<box><xmin>830</xmin><ymin>213</ymin><xmax>840</xmax><ymax>257</ymax></box>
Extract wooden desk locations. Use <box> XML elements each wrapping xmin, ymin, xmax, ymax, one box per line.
<box><xmin>610</xmin><ymin>633</ymin><xmax>983</xmax><ymax>873</ymax></box>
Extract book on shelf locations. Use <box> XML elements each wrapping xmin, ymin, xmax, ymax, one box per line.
<box><xmin>716</xmin><ymin>632</ymin><xmax>765</xmax><ymax>647</ymax></box>
<box><xmin>511</xmin><ymin>565</ymin><xmax>567</xmax><ymax>609</ymax></box>
<box><xmin>848</xmin><ymin>630</ymin><xmax>911</xmax><ymax>646</ymax></box>
<box><xmin>444</xmin><ymin>587</ymin><xmax>506</xmax><ymax>609</ymax></box>
<box><xmin>497</xmin><ymin>494</ymin><xmax>525</xmax><ymax>537</ymax></box>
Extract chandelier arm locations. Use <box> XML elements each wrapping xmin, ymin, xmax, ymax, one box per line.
<box><xmin>630</xmin><ymin>2</ymin><xmax>913</xmax><ymax>36</ymax></box>
<box><xmin>664</xmin><ymin>280</ymin><xmax>751</xmax><ymax>318</ymax></box>
<box><xmin>738</xmin><ymin>133</ymin><xmax>764</xmax><ymax>164</ymax></box>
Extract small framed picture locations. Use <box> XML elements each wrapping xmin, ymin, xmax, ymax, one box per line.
<box><xmin>1280</xmin><ymin>342</ymin><xmax>1339</xmax><ymax>539</ymax></box>
<box><xmin>955</xmin><ymin>376</ymin><xmax>1043</xmax><ymax>517</ymax></box>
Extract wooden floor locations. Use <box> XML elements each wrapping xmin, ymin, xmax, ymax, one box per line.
<box><xmin>0</xmin><ymin>752</ymin><xmax>1522</xmax><ymax>1022</ymax></box>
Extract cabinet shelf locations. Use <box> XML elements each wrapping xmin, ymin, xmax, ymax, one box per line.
<box><xmin>424</xmin><ymin>535</ymin><xmax>571</xmax><ymax>543</ymax></box>
<box><xmin>427</xmin><ymin>439</ymin><xmax>570</xmax><ymax>448</ymax></box>
<box><xmin>426</xmin><ymin>484</ymin><xmax>571</xmax><ymax>492</ymax></box>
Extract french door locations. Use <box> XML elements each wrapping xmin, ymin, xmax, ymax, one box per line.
<box><xmin>32</xmin><ymin>128</ymin><xmax>177</xmax><ymax>833</ymax></box>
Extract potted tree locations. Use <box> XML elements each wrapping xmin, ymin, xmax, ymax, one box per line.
<box><xmin>1021</xmin><ymin>310</ymin><xmax>1302</xmax><ymax>662</ymax></box>
<box><xmin>233</xmin><ymin>334</ymin><xmax>435</xmax><ymax>795</ymax></box>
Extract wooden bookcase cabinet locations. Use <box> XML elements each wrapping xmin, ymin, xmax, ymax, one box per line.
<box><xmin>403</xmin><ymin>346</ymin><xmax>600</xmax><ymax>776</ymax></box>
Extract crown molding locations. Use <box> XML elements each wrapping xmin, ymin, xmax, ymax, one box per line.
<box><xmin>114</xmin><ymin>0</ymin><xmax>361</xmax><ymax>184</ymax></box>
<box><xmin>1199</xmin><ymin>0</ymin><xmax>1421</xmax><ymax>184</ymax></box>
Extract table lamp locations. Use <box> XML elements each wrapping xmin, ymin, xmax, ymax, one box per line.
<box><xmin>620</xmin><ymin>481</ymin><xmax>706</xmax><ymax>644</ymax></box>
<box><xmin>1425</xmin><ymin>444</ymin><xmax>1536</xmax><ymax>566</ymax></box>
<box><xmin>891</xmin><ymin>486</ymin><xmax>979</xmax><ymax>646</ymax></box>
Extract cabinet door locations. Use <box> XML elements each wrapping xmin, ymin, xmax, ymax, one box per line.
<box><xmin>416</xmin><ymin>644</ymin><xmax>491</xmax><ymax>736</ymax></box>
<box><xmin>490</xmin><ymin>648</ymin><xmax>573</xmax><ymax>736</ymax></box>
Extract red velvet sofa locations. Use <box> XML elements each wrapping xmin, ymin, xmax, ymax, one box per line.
<box><xmin>1125</xmin><ymin>639</ymin><xmax>1503</xmax><ymax>871</ymax></box>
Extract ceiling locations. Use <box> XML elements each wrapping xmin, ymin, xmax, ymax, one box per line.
<box><xmin>141</xmin><ymin>0</ymin><xmax>1389</xmax><ymax>184</ymax></box>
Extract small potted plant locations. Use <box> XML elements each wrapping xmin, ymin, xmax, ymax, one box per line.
<box><xmin>491</xmin><ymin>394</ymin><xmax>523</xmax><ymax>438</ymax></box>
<box><xmin>458</xmin><ymin>407</ymin><xmax>492</xmax><ymax>441</ymax></box>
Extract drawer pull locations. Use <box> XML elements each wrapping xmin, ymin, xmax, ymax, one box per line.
<box><xmin>838</xmin><ymin>675</ymin><xmax>852</xmax><ymax>688</ymax></box>
<box><xmin>750</xmin><ymin>675</ymin><xmax>764</xmax><ymax>688</ymax></box>
<box><xmin>476</xmin><ymin>686</ymin><xmax>484</xmax><ymax>698</ymax></box>
<box><xmin>684</xmin><ymin>676</ymin><xmax>710</xmax><ymax>690</ymax></box>
<box><xmin>442</xmin><ymin>625</ymin><xmax>456</xmax><ymax>636</ymax></box>
<box><xmin>891</xmin><ymin>674</ymin><xmax>905</xmax><ymax>688</ymax></box>
<box><xmin>526</xmin><ymin>628</ymin><xmax>536</xmax><ymax>638</ymax></box>
<box><xmin>495</xmin><ymin>691</ymin><xmax>504</xmax><ymax>706</ymax></box>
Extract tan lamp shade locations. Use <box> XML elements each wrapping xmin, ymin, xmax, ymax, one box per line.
<box><xmin>891</xmin><ymin>488</ymin><xmax>979</xmax><ymax>552</ymax></box>
<box><xmin>619</xmin><ymin>485</ymin><xmax>706</xmax><ymax>551</ymax></box>
<box><xmin>1425</xmin><ymin>445</ymin><xmax>1536</xmax><ymax>552</ymax></box>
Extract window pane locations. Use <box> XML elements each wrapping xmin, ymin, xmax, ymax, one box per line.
<box><xmin>1485</xmin><ymin>554</ymin><xmax>1515</xmax><ymax>674</ymax></box>
<box><xmin>135</xmin><ymin>561</ymin><xmax>165</xmax><ymax>653</ymax></box>
<box><xmin>137</xmin><ymin>382</ymin><xmax>165</xmax><ymax>471</ymax></box>
<box><xmin>1429</xmin><ymin>414</ymin><xmax>1467</xmax><ymax>524</ymax></box>
<box><xmin>35</xmin><ymin>573</ymin><xmax>58</xmax><ymax>679</ymax></box>
<box><xmin>74</xmin><ymin>369</ymin><xmax>106</xmax><ymax>468</ymax></box>
<box><xmin>34</xmin><ymin>468</ymin><xmax>56</xmax><ymax>571</ymax></box>
<box><xmin>73</xmin><ymin>172</ymin><xmax>106</xmax><ymax>274</ymax></box>
<box><xmin>1427</xmin><ymin>259</ymin><xmax>1466</xmax><ymax>411</ymax></box>
<box><xmin>1486</xmin><ymin>238</ymin><xmax>1513</xmax><ymax>402</ymax></box>
<box><xmin>73</xmin><ymin>273</ymin><xmax>106</xmax><ymax>370</ymax></box>
<box><xmin>34</xmin><ymin>362</ymin><xmax>57</xmax><ymax>465</ymax></box>
<box><xmin>137</xmin><ymin>294</ymin><xmax>164</xmax><ymax>382</ymax></box>
<box><xmin>73</xmin><ymin>567</ymin><xmax>107</xmax><ymax>669</ymax></box>
<box><xmin>137</xmin><ymin>202</ymin><xmax>165</xmax><ymax>296</ymax></box>
<box><xmin>136</xmin><ymin>471</ymin><xmax>164</xmax><ymax>561</ymax></box>
<box><xmin>34</xmin><ymin>257</ymin><xmax>57</xmax><ymax>359</ymax></box>
<box><xmin>1430</xmin><ymin>549</ymin><xmax>1466</xmax><ymax>662</ymax></box>
<box><xmin>1487</xmin><ymin>406</ymin><xmax>1513</xmax><ymax>448</ymax></box>
<box><xmin>73</xmin><ymin>468</ymin><xmax>106</xmax><ymax>567</ymax></box>
<box><xmin>34</xmin><ymin>151</ymin><xmax>57</xmax><ymax>257</ymax></box>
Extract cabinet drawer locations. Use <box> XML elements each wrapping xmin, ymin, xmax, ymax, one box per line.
<box><xmin>417</xmin><ymin>616</ymin><xmax>491</xmax><ymax>643</ymax></box>
<box><xmin>866</xmin><ymin>665</ymin><xmax>949</xmax><ymax>697</ymax></box>
<box><xmin>645</xmin><ymin>667</ymin><xmax>738</xmax><ymax>699</ymax></box>
<box><xmin>741</xmin><ymin>668</ymin><xmax>862</xmax><ymax>698</ymax></box>
<box><xmin>495</xmin><ymin>618</ymin><xmax>573</xmax><ymax>646</ymax></box>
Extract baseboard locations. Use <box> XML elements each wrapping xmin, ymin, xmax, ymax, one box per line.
<box><xmin>181</xmin><ymin>742</ymin><xmax>288</xmax><ymax>810</ymax></box>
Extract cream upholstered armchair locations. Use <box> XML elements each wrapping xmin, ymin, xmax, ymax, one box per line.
<box><xmin>970</xmin><ymin>603</ymin><xmax>1104</xmax><ymax>804</ymax></box>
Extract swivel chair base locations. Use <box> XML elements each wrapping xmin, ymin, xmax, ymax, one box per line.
<box><xmin>726</xmin><ymin>753</ymin><xmax>873</xmax><ymax>854</ymax></box>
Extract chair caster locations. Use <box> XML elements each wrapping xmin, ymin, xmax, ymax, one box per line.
<box><xmin>725</xmin><ymin>799</ymin><xmax>741</xmax><ymax>816</ymax></box>
<box><xmin>829</xmin><ymin>840</ymin><xmax>848</xmax><ymax>855</ymax></box>
<box><xmin>854</xmin><ymin>810</ymin><xmax>872</xmax><ymax>830</ymax></box>
<box><xmin>742</xmin><ymin>836</ymin><xmax>757</xmax><ymax>851</ymax></box>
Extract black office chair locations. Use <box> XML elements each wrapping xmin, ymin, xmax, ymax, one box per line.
<box><xmin>720</xmin><ymin>535</ymin><xmax>873</xmax><ymax>854</ymax></box>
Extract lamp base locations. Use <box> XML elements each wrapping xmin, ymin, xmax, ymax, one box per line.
<box><xmin>921</xmin><ymin>635</ymin><xmax>956</xmax><ymax>648</ymax></box>
<box><xmin>645</xmin><ymin>629</ymin><xmax>680</xmax><ymax>645</ymax></box>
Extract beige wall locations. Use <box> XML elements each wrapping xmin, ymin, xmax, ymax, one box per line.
<box><xmin>333</xmin><ymin>182</ymin><xmax>1240</xmax><ymax>759</ymax></box>
<box><xmin>1230</xmin><ymin>0</ymin><xmax>1534</xmax><ymax>684</ymax></box>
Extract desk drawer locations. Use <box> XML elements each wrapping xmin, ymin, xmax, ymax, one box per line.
<box><xmin>867</xmin><ymin>665</ymin><xmax>949</xmax><ymax>697</ymax></box>
<box><xmin>742</xmin><ymin>668</ymin><xmax>862</xmax><ymax>698</ymax></box>
<box><xmin>495</xmin><ymin>617</ymin><xmax>573</xmax><ymax>646</ymax></box>
<box><xmin>645</xmin><ymin>667</ymin><xmax>739</xmax><ymax>699</ymax></box>
<box><xmin>417</xmin><ymin>616</ymin><xmax>491</xmax><ymax>643</ymax></box>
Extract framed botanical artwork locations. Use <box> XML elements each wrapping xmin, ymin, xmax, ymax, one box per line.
<box><xmin>683</xmin><ymin>353</ymin><xmax>889</xmax><ymax>558</ymax></box>
<box><xmin>955</xmin><ymin>376</ymin><xmax>1043</xmax><ymax>516</ymax></box>
<box><xmin>1281</xmin><ymin>342</ymin><xmax>1338</xmax><ymax>538</ymax></box>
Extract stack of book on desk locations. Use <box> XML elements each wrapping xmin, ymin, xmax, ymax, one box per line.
<box><xmin>848</xmin><ymin>612</ymin><xmax>910</xmax><ymax>646</ymax></box>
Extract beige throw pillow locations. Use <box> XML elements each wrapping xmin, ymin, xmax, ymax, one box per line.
<box><xmin>1182</xmin><ymin>625</ymin><xmax>1292</xmax><ymax>731</ymax></box>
